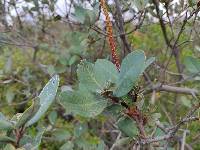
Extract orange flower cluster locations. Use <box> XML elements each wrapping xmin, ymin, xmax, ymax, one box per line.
<box><xmin>99</xmin><ymin>0</ymin><xmax>120</xmax><ymax>71</ymax></box>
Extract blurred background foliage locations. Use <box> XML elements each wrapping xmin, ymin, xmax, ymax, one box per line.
<box><xmin>1</xmin><ymin>0</ymin><xmax>200</xmax><ymax>149</ymax></box>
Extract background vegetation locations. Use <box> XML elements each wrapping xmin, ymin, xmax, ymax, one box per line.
<box><xmin>1</xmin><ymin>0</ymin><xmax>200</xmax><ymax>149</ymax></box>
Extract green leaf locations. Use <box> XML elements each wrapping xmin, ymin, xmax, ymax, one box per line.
<box><xmin>117</xmin><ymin>117</ymin><xmax>138</xmax><ymax>138</ymax></box>
<box><xmin>154</xmin><ymin>128</ymin><xmax>165</xmax><ymax>137</ymax></box>
<box><xmin>97</xmin><ymin>140</ymin><xmax>105</xmax><ymax>150</ymax></box>
<box><xmin>134</xmin><ymin>0</ymin><xmax>149</xmax><ymax>9</ymax></box>
<box><xmin>0</xmin><ymin>135</ymin><xmax>15</xmax><ymax>143</ymax></box>
<box><xmin>18</xmin><ymin>135</ymin><xmax>32</xmax><ymax>148</ymax></box>
<box><xmin>53</xmin><ymin>129</ymin><xmax>71</xmax><ymax>141</ymax></box>
<box><xmin>74</xmin><ymin>5</ymin><xmax>88</xmax><ymax>24</ymax></box>
<box><xmin>189</xmin><ymin>0</ymin><xmax>196</xmax><ymax>7</ymax></box>
<box><xmin>110</xmin><ymin>137</ymin><xmax>131</xmax><ymax>149</ymax></box>
<box><xmin>4</xmin><ymin>56</ymin><xmax>12</xmax><ymax>74</ymax></box>
<box><xmin>6</xmin><ymin>88</ymin><xmax>15</xmax><ymax>104</ymax></box>
<box><xmin>59</xmin><ymin>88</ymin><xmax>107</xmax><ymax>118</ymax></box>
<box><xmin>10</xmin><ymin>113</ymin><xmax>23</xmax><ymax>126</ymax></box>
<box><xmin>77</xmin><ymin>60</ymin><xmax>101</xmax><ymax>92</ymax></box>
<box><xmin>74</xmin><ymin>123</ymin><xmax>88</xmax><ymax>138</ymax></box>
<box><xmin>3</xmin><ymin>144</ymin><xmax>16</xmax><ymax>150</ymax></box>
<box><xmin>77</xmin><ymin>60</ymin><xmax>118</xmax><ymax>93</ymax></box>
<box><xmin>148</xmin><ymin>113</ymin><xmax>162</xmax><ymax>126</ymax></box>
<box><xmin>145</xmin><ymin>57</ymin><xmax>155</xmax><ymax>68</ymax></box>
<box><xmin>20</xmin><ymin>128</ymin><xmax>45</xmax><ymax>149</ymax></box>
<box><xmin>75</xmin><ymin>137</ymin><xmax>97</xmax><ymax>150</ymax></box>
<box><xmin>60</xmin><ymin>141</ymin><xmax>74</xmax><ymax>150</ymax></box>
<box><xmin>26</xmin><ymin>75</ymin><xmax>60</xmax><ymax>126</ymax></box>
<box><xmin>74</xmin><ymin>5</ymin><xmax>97</xmax><ymax>25</ymax></box>
<box><xmin>181</xmin><ymin>96</ymin><xmax>192</xmax><ymax>108</ymax></box>
<box><xmin>15</xmin><ymin>98</ymin><xmax>40</xmax><ymax>128</ymax></box>
<box><xmin>20</xmin><ymin>129</ymin><xmax>45</xmax><ymax>149</ymax></box>
<box><xmin>184</xmin><ymin>56</ymin><xmax>200</xmax><ymax>74</ymax></box>
<box><xmin>114</xmin><ymin>50</ymin><xmax>146</xmax><ymax>97</ymax></box>
<box><xmin>94</xmin><ymin>59</ymin><xmax>118</xmax><ymax>87</ymax></box>
<box><xmin>68</xmin><ymin>55</ymin><xmax>80</xmax><ymax>66</ymax></box>
<box><xmin>47</xmin><ymin>65</ymin><xmax>56</xmax><ymax>76</ymax></box>
<box><xmin>0</xmin><ymin>113</ymin><xmax>14</xmax><ymax>130</ymax></box>
<box><xmin>31</xmin><ymin>128</ymin><xmax>46</xmax><ymax>149</ymax></box>
<box><xmin>48</xmin><ymin>111</ymin><xmax>57</xmax><ymax>125</ymax></box>
<box><xmin>105</xmin><ymin>104</ymin><xmax>123</xmax><ymax>118</ymax></box>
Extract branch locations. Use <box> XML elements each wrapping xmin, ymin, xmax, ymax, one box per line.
<box><xmin>152</xmin><ymin>0</ymin><xmax>171</xmax><ymax>47</ymax></box>
<box><xmin>113</xmin><ymin>0</ymin><xmax>131</xmax><ymax>55</ymax></box>
<box><xmin>137</xmin><ymin>116</ymin><xmax>199</xmax><ymax>145</ymax></box>
<box><xmin>145</xmin><ymin>83</ymin><xmax>198</xmax><ymax>96</ymax></box>
<box><xmin>137</xmin><ymin>99</ymin><xmax>200</xmax><ymax>145</ymax></box>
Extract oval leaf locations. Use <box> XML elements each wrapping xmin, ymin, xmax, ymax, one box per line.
<box><xmin>0</xmin><ymin>135</ymin><xmax>15</xmax><ymax>143</ymax></box>
<box><xmin>77</xmin><ymin>60</ymin><xmax>101</xmax><ymax>92</ymax></box>
<box><xmin>114</xmin><ymin>50</ymin><xmax>145</xmax><ymax>97</ymax></box>
<box><xmin>15</xmin><ymin>98</ymin><xmax>40</xmax><ymax>128</ymax></box>
<box><xmin>94</xmin><ymin>59</ymin><xmax>118</xmax><ymax>86</ymax></box>
<box><xmin>0</xmin><ymin>113</ymin><xmax>14</xmax><ymax>130</ymax></box>
<box><xmin>77</xmin><ymin>59</ymin><xmax>118</xmax><ymax>93</ymax></box>
<box><xmin>26</xmin><ymin>75</ymin><xmax>60</xmax><ymax>126</ymax></box>
<box><xmin>59</xmin><ymin>88</ymin><xmax>107</xmax><ymax>118</ymax></box>
<box><xmin>117</xmin><ymin>117</ymin><xmax>138</xmax><ymax>138</ymax></box>
<box><xmin>184</xmin><ymin>56</ymin><xmax>200</xmax><ymax>74</ymax></box>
